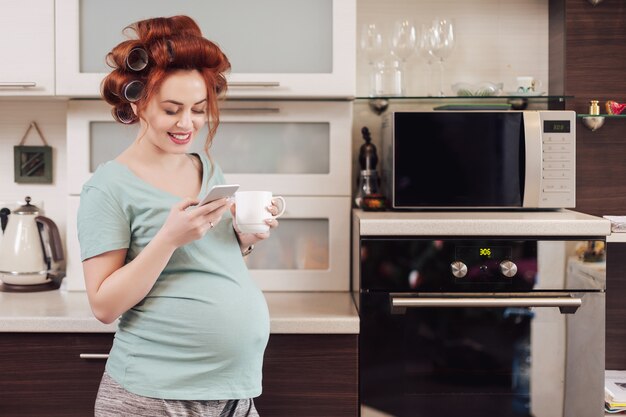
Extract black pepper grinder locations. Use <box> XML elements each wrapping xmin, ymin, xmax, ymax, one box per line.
<box><xmin>355</xmin><ymin>127</ymin><xmax>386</xmax><ymax>210</ymax></box>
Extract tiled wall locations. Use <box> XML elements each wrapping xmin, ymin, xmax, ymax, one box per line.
<box><xmin>353</xmin><ymin>0</ymin><xmax>549</xmax><ymax>192</ymax></box>
<box><xmin>0</xmin><ymin>100</ymin><xmax>68</xmax><ymax>247</ymax></box>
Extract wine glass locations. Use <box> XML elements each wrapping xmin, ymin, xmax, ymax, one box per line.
<box><xmin>360</xmin><ymin>23</ymin><xmax>386</xmax><ymax>96</ymax></box>
<box><xmin>418</xmin><ymin>23</ymin><xmax>437</xmax><ymax>96</ymax></box>
<box><xmin>360</xmin><ymin>23</ymin><xmax>385</xmax><ymax>65</ymax></box>
<box><xmin>390</xmin><ymin>19</ymin><xmax>416</xmax><ymax>64</ymax></box>
<box><xmin>429</xmin><ymin>18</ymin><xmax>455</xmax><ymax>97</ymax></box>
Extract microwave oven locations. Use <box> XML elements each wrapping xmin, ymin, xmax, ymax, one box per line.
<box><xmin>381</xmin><ymin>110</ymin><xmax>576</xmax><ymax>209</ymax></box>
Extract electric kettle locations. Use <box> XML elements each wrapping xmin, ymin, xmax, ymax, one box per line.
<box><xmin>0</xmin><ymin>197</ymin><xmax>65</xmax><ymax>286</ymax></box>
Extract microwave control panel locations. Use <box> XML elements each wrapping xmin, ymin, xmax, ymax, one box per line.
<box><xmin>539</xmin><ymin>112</ymin><xmax>576</xmax><ymax>208</ymax></box>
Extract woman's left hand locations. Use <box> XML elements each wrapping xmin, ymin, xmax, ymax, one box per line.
<box><xmin>231</xmin><ymin>201</ymin><xmax>280</xmax><ymax>250</ymax></box>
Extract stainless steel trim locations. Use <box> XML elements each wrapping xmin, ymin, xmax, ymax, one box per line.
<box><xmin>0</xmin><ymin>82</ymin><xmax>37</xmax><ymax>88</ymax></box>
<box><xmin>0</xmin><ymin>270</ymin><xmax>48</xmax><ymax>276</ymax></box>
<box><xmin>391</xmin><ymin>294</ymin><xmax>582</xmax><ymax>314</ymax></box>
<box><xmin>227</xmin><ymin>82</ymin><xmax>280</xmax><ymax>88</ymax></box>
<box><xmin>79</xmin><ymin>353</ymin><xmax>109</xmax><ymax>360</ymax></box>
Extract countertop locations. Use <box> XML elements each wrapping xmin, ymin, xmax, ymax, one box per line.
<box><xmin>354</xmin><ymin>209</ymin><xmax>612</xmax><ymax>237</ymax></box>
<box><xmin>0</xmin><ymin>291</ymin><xmax>359</xmax><ymax>334</ymax></box>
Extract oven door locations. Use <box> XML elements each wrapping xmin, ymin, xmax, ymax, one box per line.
<box><xmin>359</xmin><ymin>291</ymin><xmax>604</xmax><ymax>417</ymax></box>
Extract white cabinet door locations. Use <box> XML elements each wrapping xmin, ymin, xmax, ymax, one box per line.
<box><xmin>67</xmin><ymin>100</ymin><xmax>352</xmax><ymax>196</ymax></box>
<box><xmin>66</xmin><ymin>196</ymin><xmax>83</xmax><ymax>291</ymax></box>
<box><xmin>66</xmin><ymin>196</ymin><xmax>350</xmax><ymax>291</ymax></box>
<box><xmin>243</xmin><ymin>196</ymin><xmax>350</xmax><ymax>291</ymax></box>
<box><xmin>56</xmin><ymin>0</ymin><xmax>355</xmax><ymax>98</ymax></box>
<box><xmin>0</xmin><ymin>0</ymin><xmax>54</xmax><ymax>96</ymax></box>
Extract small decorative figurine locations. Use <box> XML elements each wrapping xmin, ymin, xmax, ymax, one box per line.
<box><xmin>606</xmin><ymin>100</ymin><xmax>626</xmax><ymax>115</ymax></box>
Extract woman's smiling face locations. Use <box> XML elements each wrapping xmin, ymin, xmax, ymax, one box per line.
<box><xmin>135</xmin><ymin>70</ymin><xmax>208</xmax><ymax>153</ymax></box>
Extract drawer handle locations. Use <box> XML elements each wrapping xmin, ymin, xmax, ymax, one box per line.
<box><xmin>228</xmin><ymin>82</ymin><xmax>280</xmax><ymax>88</ymax></box>
<box><xmin>0</xmin><ymin>82</ymin><xmax>37</xmax><ymax>88</ymax></box>
<box><xmin>79</xmin><ymin>353</ymin><xmax>110</xmax><ymax>360</ymax></box>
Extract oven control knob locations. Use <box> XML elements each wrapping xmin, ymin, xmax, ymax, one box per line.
<box><xmin>451</xmin><ymin>261</ymin><xmax>468</xmax><ymax>278</ymax></box>
<box><xmin>500</xmin><ymin>260</ymin><xmax>518</xmax><ymax>277</ymax></box>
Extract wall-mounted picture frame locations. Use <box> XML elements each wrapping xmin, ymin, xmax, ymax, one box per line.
<box><xmin>13</xmin><ymin>122</ymin><xmax>53</xmax><ymax>184</ymax></box>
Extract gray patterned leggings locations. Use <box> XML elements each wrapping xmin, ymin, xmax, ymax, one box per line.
<box><xmin>94</xmin><ymin>372</ymin><xmax>260</xmax><ymax>417</ymax></box>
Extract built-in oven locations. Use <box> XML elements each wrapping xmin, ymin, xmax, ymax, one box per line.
<box><xmin>358</xmin><ymin>237</ymin><xmax>605</xmax><ymax>417</ymax></box>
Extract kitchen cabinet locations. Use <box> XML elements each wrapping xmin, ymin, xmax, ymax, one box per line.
<box><xmin>66</xmin><ymin>195</ymin><xmax>351</xmax><ymax>291</ymax></box>
<box><xmin>66</xmin><ymin>100</ymin><xmax>353</xmax><ymax>196</ymax></box>
<box><xmin>0</xmin><ymin>333</ymin><xmax>358</xmax><ymax>417</ymax></box>
<box><xmin>55</xmin><ymin>0</ymin><xmax>355</xmax><ymax>98</ymax></box>
<box><xmin>0</xmin><ymin>0</ymin><xmax>55</xmax><ymax>96</ymax></box>
<box><xmin>65</xmin><ymin>99</ymin><xmax>352</xmax><ymax>292</ymax></box>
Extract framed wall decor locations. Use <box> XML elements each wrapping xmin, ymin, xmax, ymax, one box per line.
<box><xmin>13</xmin><ymin>122</ymin><xmax>53</xmax><ymax>184</ymax></box>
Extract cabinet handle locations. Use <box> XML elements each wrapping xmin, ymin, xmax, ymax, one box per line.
<box><xmin>228</xmin><ymin>82</ymin><xmax>280</xmax><ymax>88</ymax></box>
<box><xmin>0</xmin><ymin>82</ymin><xmax>37</xmax><ymax>88</ymax></box>
<box><xmin>79</xmin><ymin>353</ymin><xmax>110</xmax><ymax>360</ymax></box>
<box><xmin>220</xmin><ymin>107</ymin><xmax>280</xmax><ymax>113</ymax></box>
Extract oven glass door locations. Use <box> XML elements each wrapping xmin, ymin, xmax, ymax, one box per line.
<box><xmin>360</xmin><ymin>292</ymin><xmax>565</xmax><ymax>417</ymax></box>
<box><xmin>360</xmin><ymin>290</ymin><xmax>604</xmax><ymax>417</ymax></box>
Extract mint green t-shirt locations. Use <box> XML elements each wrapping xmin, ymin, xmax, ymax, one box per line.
<box><xmin>77</xmin><ymin>154</ymin><xmax>270</xmax><ymax>400</ymax></box>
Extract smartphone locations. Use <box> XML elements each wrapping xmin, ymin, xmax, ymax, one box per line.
<box><xmin>197</xmin><ymin>184</ymin><xmax>240</xmax><ymax>207</ymax></box>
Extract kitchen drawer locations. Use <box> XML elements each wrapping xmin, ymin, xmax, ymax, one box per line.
<box><xmin>0</xmin><ymin>333</ymin><xmax>113</xmax><ymax>417</ymax></box>
<box><xmin>55</xmin><ymin>0</ymin><xmax>355</xmax><ymax>98</ymax></box>
<box><xmin>66</xmin><ymin>100</ymin><xmax>352</xmax><ymax>196</ymax></box>
<box><xmin>66</xmin><ymin>196</ymin><xmax>350</xmax><ymax>291</ymax></box>
<box><xmin>0</xmin><ymin>333</ymin><xmax>357</xmax><ymax>417</ymax></box>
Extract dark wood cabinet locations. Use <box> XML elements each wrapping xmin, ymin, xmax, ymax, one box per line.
<box><xmin>550</xmin><ymin>0</ymin><xmax>626</xmax><ymax>368</ymax></box>
<box><xmin>0</xmin><ymin>333</ymin><xmax>357</xmax><ymax>417</ymax></box>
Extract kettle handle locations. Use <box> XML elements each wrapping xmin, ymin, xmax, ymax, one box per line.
<box><xmin>35</xmin><ymin>216</ymin><xmax>65</xmax><ymax>262</ymax></box>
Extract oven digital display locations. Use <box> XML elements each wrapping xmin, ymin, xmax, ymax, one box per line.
<box><xmin>456</xmin><ymin>246</ymin><xmax>512</xmax><ymax>263</ymax></box>
<box><xmin>544</xmin><ymin>120</ymin><xmax>571</xmax><ymax>133</ymax></box>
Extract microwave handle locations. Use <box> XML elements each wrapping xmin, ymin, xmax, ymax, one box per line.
<box><xmin>390</xmin><ymin>295</ymin><xmax>582</xmax><ymax>314</ymax></box>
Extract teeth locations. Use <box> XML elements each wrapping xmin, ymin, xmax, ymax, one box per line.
<box><xmin>170</xmin><ymin>133</ymin><xmax>190</xmax><ymax>140</ymax></box>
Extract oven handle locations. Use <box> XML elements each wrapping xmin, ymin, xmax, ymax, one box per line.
<box><xmin>391</xmin><ymin>295</ymin><xmax>582</xmax><ymax>314</ymax></box>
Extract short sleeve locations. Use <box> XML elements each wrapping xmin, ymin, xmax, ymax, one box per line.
<box><xmin>77</xmin><ymin>186</ymin><xmax>131</xmax><ymax>261</ymax></box>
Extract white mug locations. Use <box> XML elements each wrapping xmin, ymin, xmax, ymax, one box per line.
<box><xmin>235</xmin><ymin>191</ymin><xmax>286</xmax><ymax>234</ymax></box>
<box><xmin>516</xmin><ymin>76</ymin><xmax>537</xmax><ymax>93</ymax></box>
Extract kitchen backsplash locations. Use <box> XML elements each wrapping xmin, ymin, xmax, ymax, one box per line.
<box><xmin>0</xmin><ymin>100</ymin><xmax>68</xmax><ymax>248</ymax></box>
<box><xmin>357</xmin><ymin>0</ymin><xmax>549</xmax><ymax>97</ymax></box>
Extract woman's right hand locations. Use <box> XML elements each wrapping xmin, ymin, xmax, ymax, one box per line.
<box><xmin>158</xmin><ymin>197</ymin><xmax>233</xmax><ymax>248</ymax></box>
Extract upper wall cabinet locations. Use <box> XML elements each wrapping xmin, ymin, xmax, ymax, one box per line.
<box><xmin>66</xmin><ymin>100</ymin><xmax>352</xmax><ymax>196</ymax></box>
<box><xmin>56</xmin><ymin>0</ymin><xmax>356</xmax><ymax>99</ymax></box>
<box><xmin>0</xmin><ymin>0</ymin><xmax>54</xmax><ymax>96</ymax></box>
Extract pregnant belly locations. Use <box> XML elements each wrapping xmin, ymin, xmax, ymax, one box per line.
<box><xmin>119</xmin><ymin>286</ymin><xmax>270</xmax><ymax>357</ymax></box>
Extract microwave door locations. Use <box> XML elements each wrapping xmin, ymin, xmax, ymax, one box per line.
<box><xmin>392</xmin><ymin>112</ymin><xmax>525</xmax><ymax>208</ymax></box>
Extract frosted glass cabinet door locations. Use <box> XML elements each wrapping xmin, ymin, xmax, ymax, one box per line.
<box><xmin>245</xmin><ymin>197</ymin><xmax>350</xmax><ymax>291</ymax></box>
<box><xmin>67</xmin><ymin>100</ymin><xmax>352</xmax><ymax>196</ymax></box>
<box><xmin>0</xmin><ymin>0</ymin><xmax>54</xmax><ymax>96</ymax></box>
<box><xmin>64</xmin><ymin>196</ymin><xmax>350</xmax><ymax>292</ymax></box>
<box><xmin>55</xmin><ymin>0</ymin><xmax>355</xmax><ymax>98</ymax></box>
<box><xmin>213</xmin><ymin>101</ymin><xmax>352</xmax><ymax>196</ymax></box>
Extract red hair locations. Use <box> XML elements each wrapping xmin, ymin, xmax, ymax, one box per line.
<box><xmin>101</xmin><ymin>15</ymin><xmax>231</xmax><ymax>156</ymax></box>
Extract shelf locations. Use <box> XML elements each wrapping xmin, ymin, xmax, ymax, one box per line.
<box><xmin>356</xmin><ymin>95</ymin><xmax>573</xmax><ymax>100</ymax></box>
<box><xmin>356</xmin><ymin>95</ymin><xmax>573</xmax><ymax>114</ymax></box>
<box><xmin>578</xmin><ymin>114</ymin><xmax>626</xmax><ymax>131</ymax></box>
<box><xmin>577</xmin><ymin>114</ymin><xmax>626</xmax><ymax>118</ymax></box>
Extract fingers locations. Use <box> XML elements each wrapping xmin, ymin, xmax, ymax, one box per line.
<box><xmin>265</xmin><ymin>204</ymin><xmax>280</xmax><ymax>216</ymax></box>
<box><xmin>177</xmin><ymin>197</ymin><xmax>200</xmax><ymax>211</ymax></box>
<box><xmin>264</xmin><ymin>218</ymin><xmax>279</xmax><ymax>229</ymax></box>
